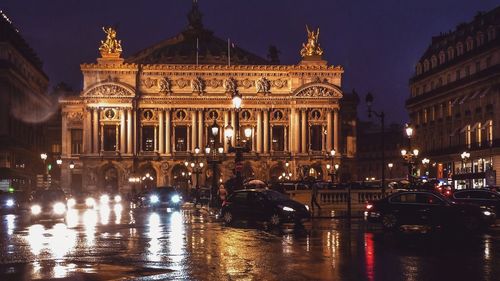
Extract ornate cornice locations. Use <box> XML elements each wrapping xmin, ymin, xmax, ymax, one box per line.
<box><xmin>82</xmin><ymin>81</ymin><xmax>135</xmax><ymax>97</ymax></box>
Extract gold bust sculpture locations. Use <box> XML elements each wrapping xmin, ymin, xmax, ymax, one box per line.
<box><xmin>300</xmin><ymin>25</ymin><xmax>323</xmax><ymax>57</ymax></box>
<box><xmin>99</xmin><ymin>27</ymin><xmax>123</xmax><ymax>57</ymax></box>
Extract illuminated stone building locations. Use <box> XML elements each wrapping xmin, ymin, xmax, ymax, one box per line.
<box><xmin>0</xmin><ymin>11</ymin><xmax>51</xmax><ymax>191</ymax></box>
<box><xmin>407</xmin><ymin>6</ymin><xmax>500</xmax><ymax>188</ymax></box>
<box><xmin>59</xmin><ymin>4</ymin><xmax>357</xmax><ymax>193</ymax></box>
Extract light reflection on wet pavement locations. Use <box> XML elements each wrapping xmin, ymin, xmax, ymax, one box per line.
<box><xmin>1</xmin><ymin>205</ymin><xmax>500</xmax><ymax>281</ymax></box>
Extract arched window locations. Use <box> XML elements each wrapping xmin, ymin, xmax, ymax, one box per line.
<box><xmin>431</xmin><ymin>56</ymin><xmax>438</xmax><ymax>68</ymax></box>
<box><xmin>487</xmin><ymin>26</ymin><xmax>496</xmax><ymax>41</ymax></box>
<box><xmin>476</xmin><ymin>32</ymin><xmax>485</xmax><ymax>46</ymax></box>
<box><xmin>447</xmin><ymin>47</ymin><xmax>455</xmax><ymax>60</ymax></box>
<box><xmin>456</xmin><ymin>42</ymin><xmax>464</xmax><ymax>56</ymax></box>
<box><xmin>416</xmin><ymin>63</ymin><xmax>422</xmax><ymax>75</ymax></box>
<box><xmin>439</xmin><ymin>51</ymin><xmax>446</xmax><ymax>64</ymax></box>
<box><xmin>466</xmin><ymin>37</ymin><xmax>474</xmax><ymax>51</ymax></box>
<box><xmin>423</xmin><ymin>60</ymin><xmax>430</xmax><ymax>72</ymax></box>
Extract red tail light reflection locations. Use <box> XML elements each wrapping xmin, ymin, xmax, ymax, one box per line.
<box><xmin>366</xmin><ymin>203</ymin><xmax>373</xmax><ymax>210</ymax></box>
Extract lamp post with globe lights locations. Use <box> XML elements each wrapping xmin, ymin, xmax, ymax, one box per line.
<box><xmin>185</xmin><ymin>147</ymin><xmax>203</xmax><ymax>191</ymax></box>
<box><xmin>205</xmin><ymin>118</ymin><xmax>225</xmax><ymax>207</ymax></box>
<box><xmin>365</xmin><ymin>92</ymin><xmax>386</xmax><ymax>194</ymax></box>
<box><xmin>421</xmin><ymin>157</ymin><xmax>430</xmax><ymax>176</ymax></box>
<box><xmin>225</xmin><ymin>90</ymin><xmax>250</xmax><ymax>191</ymax></box>
<box><xmin>461</xmin><ymin>151</ymin><xmax>471</xmax><ymax>188</ymax></box>
<box><xmin>401</xmin><ymin>124</ymin><xmax>419</xmax><ymax>185</ymax></box>
<box><xmin>387</xmin><ymin>163</ymin><xmax>394</xmax><ymax>180</ymax></box>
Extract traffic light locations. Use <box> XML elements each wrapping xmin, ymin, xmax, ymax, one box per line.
<box><xmin>48</xmin><ymin>164</ymin><xmax>52</xmax><ymax>171</ymax></box>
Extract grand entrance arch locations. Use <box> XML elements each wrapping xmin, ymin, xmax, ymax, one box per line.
<box><xmin>140</xmin><ymin>165</ymin><xmax>157</xmax><ymax>190</ymax></box>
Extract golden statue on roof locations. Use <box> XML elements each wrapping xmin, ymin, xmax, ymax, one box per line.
<box><xmin>300</xmin><ymin>25</ymin><xmax>323</xmax><ymax>57</ymax></box>
<box><xmin>99</xmin><ymin>26</ymin><xmax>123</xmax><ymax>57</ymax></box>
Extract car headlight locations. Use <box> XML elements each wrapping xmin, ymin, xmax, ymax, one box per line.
<box><xmin>171</xmin><ymin>194</ymin><xmax>181</xmax><ymax>203</ymax></box>
<box><xmin>31</xmin><ymin>205</ymin><xmax>41</xmax><ymax>215</ymax></box>
<box><xmin>67</xmin><ymin>198</ymin><xmax>76</xmax><ymax>208</ymax></box>
<box><xmin>100</xmin><ymin>194</ymin><xmax>110</xmax><ymax>204</ymax></box>
<box><xmin>304</xmin><ymin>205</ymin><xmax>310</xmax><ymax>211</ymax></box>
<box><xmin>6</xmin><ymin>199</ymin><xmax>14</xmax><ymax>207</ymax></box>
<box><xmin>150</xmin><ymin>195</ymin><xmax>159</xmax><ymax>204</ymax></box>
<box><xmin>53</xmin><ymin>202</ymin><xmax>66</xmax><ymax>214</ymax></box>
<box><xmin>85</xmin><ymin>197</ymin><xmax>95</xmax><ymax>207</ymax></box>
<box><xmin>282</xmin><ymin>206</ymin><xmax>295</xmax><ymax>212</ymax></box>
<box><xmin>483</xmin><ymin>210</ymin><xmax>493</xmax><ymax>216</ymax></box>
<box><xmin>114</xmin><ymin>195</ymin><xmax>122</xmax><ymax>203</ymax></box>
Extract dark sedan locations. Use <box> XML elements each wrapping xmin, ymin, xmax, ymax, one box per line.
<box><xmin>451</xmin><ymin>189</ymin><xmax>500</xmax><ymax>213</ymax></box>
<box><xmin>29</xmin><ymin>189</ymin><xmax>68</xmax><ymax>221</ymax></box>
<box><xmin>220</xmin><ymin>189</ymin><xmax>310</xmax><ymax>227</ymax></box>
<box><xmin>365</xmin><ymin>190</ymin><xmax>496</xmax><ymax>231</ymax></box>
<box><xmin>139</xmin><ymin>186</ymin><xmax>183</xmax><ymax>209</ymax></box>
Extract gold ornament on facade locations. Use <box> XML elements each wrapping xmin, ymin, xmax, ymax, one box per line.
<box><xmin>99</xmin><ymin>27</ymin><xmax>123</xmax><ymax>58</ymax></box>
<box><xmin>300</xmin><ymin>25</ymin><xmax>323</xmax><ymax>57</ymax></box>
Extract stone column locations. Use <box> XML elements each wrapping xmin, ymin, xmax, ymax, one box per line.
<box><xmin>127</xmin><ymin>110</ymin><xmax>133</xmax><ymax>154</ymax></box>
<box><xmin>154</xmin><ymin>126</ymin><xmax>158</xmax><ymax>152</ymax></box>
<box><xmin>322</xmin><ymin>125</ymin><xmax>326</xmax><ymax>151</ymax></box>
<box><xmin>294</xmin><ymin>109</ymin><xmax>300</xmax><ymax>153</ymax></box>
<box><xmin>256</xmin><ymin>110</ymin><xmax>262</xmax><ymax>153</ymax></box>
<box><xmin>158</xmin><ymin>109</ymin><xmax>164</xmax><ymax>154</ymax></box>
<box><xmin>284</xmin><ymin>126</ymin><xmax>288</xmax><ymax>152</ymax></box>
<box><xmin>231</xmin><ymin>111</ymin><xmax>236</xmax><ymax>147</ymax></box>
<box><xmin>252</xmin><ymin>126</ymin><xmax>256</xmax><ymax>152</ymax></box>
<box><xmin>289</xmin><ymin>108</ymin><xmax>295</xmax><ymax>153</ymax></box>
<box><xmin>198</xmin><ymin>110</ymin><xmax>203</xmax><ymax>150</ymax></box>
<box><xmin>61</xmin><ymin>113</ymin><xmax>69</xmax><ymax>156</ymax></box>
<box><xmin>333</xmin><ymin>109</ymin><xmax>339</xmax><ymax>151</ymax></box>
<box><xmin>224</xmin><ymin>111</ymin><xmax>229</xmax><ymax>152</ymax></box>
<box><xmin>165</xmin><ymin>110</ymin><xmax>171</xmax><ymax>154</ymax></box>
<box><xmin>301</xmin><ymin>110</ymin><xmax>307</xmax><ymax>153</ymax></box>
<box><xmin>93</xmin><ymin>109</ymin><xmax>99</xmax><ymax>153</ymax></box>
<box><xmin>191</xmin><ymin>111</ymin><xmax>197</xmax><ymax>151</ymax></box>
<box><xmin>327</xmin><ymin>110</ymin><xmax>333</xmax><ymax>151</ymax></box>
<box><xmin>263</xmin><ymin>110</ymin><xmax>269</xmax><ymax>153</ymax></box>
<box><xmin>120</xmin><ymin>109</ymin><xmax>126</xmax><ymax>154</ymax></box>
<box><xmin>133</xmin><ymin>110</ymin><xmax>137</xmax><ymax>154</ymax></box>
<box><xmin>115</xmin><ymin>124</ymin><xmax>119</xmax><ymax>152</ymax></box>
<box><xmin>83</xmin><ymin>108</ymin><xmax>92</xmax><ymax>154</ymax></box>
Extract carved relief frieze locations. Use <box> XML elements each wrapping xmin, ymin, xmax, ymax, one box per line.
<box><xmin>84</xmin><ymin>84</ymin><xmax>133</xmax><ymax>97</ymax></box>
<box><xmin>208</xmin><ymin>78</ymin><xmax>223</xmax><ymax>88</ymax></box>
<box><xmin>256</xmin><ymin>77</ymin><xmax>271</xmax><ymax>94</ymax></box>
<box><xmin>142</xmin><ymin>77</ymin><xmax>157</xmax><ymax>89</ymax></box>
<box><xmin>271</xmin><ymin>79</ymin><xmax>288</xmax><ymax>89</ymax></box>
<box><xmin>191</xmin><ymin>76</ymin><xmax>205</xmax><ymax>95</ymax></box>
<box><xmin>295</xmin><ymin>85</ymin><xmax>342</xmax><ymax>98</ymax></box>
<box><xmin>176</xmin><ymin>78</ymin><xmax>190</xmax><ymax>88</ymax></box>
<box><xmin>158</xmin><ymin>77</ymin><xmax>172</xmax><ymax>94</ymax></box>
<box><xmin>241</xmin><ymin>78</ymin><xmax>254</xmax><ymax>89</ymax></box>
<box><xmin>223</xmin><ymin>77</ymin><xmax>237</xmax><ymax>93</ymax></box>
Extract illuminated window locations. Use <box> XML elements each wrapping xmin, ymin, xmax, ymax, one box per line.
<box><xmin>142</xmin><ymin>126</ymin><xmax>154</xmax><ymax>151</ymax></box>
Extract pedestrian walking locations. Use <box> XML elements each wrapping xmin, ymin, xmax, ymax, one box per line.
<box><xmin>310</xmin><ymin>181</ymin><xmax>321</xmax><ymax>215</ymax></box>
<box><xmin>218</xmin><ymin>184</ymin><xmax>227</xmax><ymax>207</ymax></box>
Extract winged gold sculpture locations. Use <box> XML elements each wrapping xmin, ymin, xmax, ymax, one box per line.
<box><xmin>300</xmin><ymin>25</ymin><xmax>324</xmax><ymax>57</ymax></box>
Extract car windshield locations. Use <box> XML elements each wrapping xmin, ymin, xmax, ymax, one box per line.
<box><xmin>33</xmin><ymin>190</ymin><xmax>65</xmax><ymax>201</ymax></box>
<box><xmin>263</xmin><ymin>190</ymin><xmax>289</xmax><ymax>201</ymax></box>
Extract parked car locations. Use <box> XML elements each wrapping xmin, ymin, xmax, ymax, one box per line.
<box><xmin>220</xmin><ymin>189</ymin><xmax>310</xmax><ymax>227</ymax></box>
<box><xmin>0</xmin><ymin>191</ymin><xmax>21</xmax><ymax>213</ymax></box>
<box><xmin>138</xmin><ymin>186</ymin><xmax>183</xmax><ymax>209</ymax></box>
<box><xmin>29</xmin><ymin>189</ymin><xmax>68</xmax><ymax>221</ymax></box>
<box><xmin>451</xmin><ymin>189</ymin><xmax>500</xmax><ymax>214</ymax></box>
<box><xmin>365</xmin><ymin>190</ymin><xmax>496</xmax><ymax>231</ymax></box>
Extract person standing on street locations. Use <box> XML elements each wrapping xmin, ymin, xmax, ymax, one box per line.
<box><xmin>218</xmin><ymin>184</ymin><xmax>227</xmax><ymax>208</ymax></box>
<box><xmin>310</xmin><ymin>180</ymin><xmax>321</xmax><ymax>216</ymax></box>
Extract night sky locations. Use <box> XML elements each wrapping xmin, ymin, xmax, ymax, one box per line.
<box><xmin>2</xmin><ymin>0</ymin><xmax>498</xmax><ymax>123</ymax></box>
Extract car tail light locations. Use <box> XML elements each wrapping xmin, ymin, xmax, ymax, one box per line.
<box><xmin>366</xmin><ymin>203</ymin><xmax>373</xmax><ymax>210</ymax></box>
<box><xmin>445</xmin><ymin>190</ymin><xmax>451</xmax><ymax>196</ymax></box>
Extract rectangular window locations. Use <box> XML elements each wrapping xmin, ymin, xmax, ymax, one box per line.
<box><xmin>271</xmin><ymin>126</ymin><xmax>284</xmax><ymax>152</ymax></box>
<box><xmin>142</xmin><ymin>126</ymin><xmax>155</xmax><ymax>151</ymax></box>
<box><xmin>103</xmin><ymin>125</ymin><xmax>117</xmax><ymax>151</ymax></box>
<box><xmin>456</xmin><ymin>70</ymin><xmax>461</xmax><ymax>80</ymax></box>
<box><xmin>71</xmin><ymin>129</ymin><xmax>82</xmax><ymax>155</ymax></box>
<box><xmin>465</xmin><ymin>65</ymin><xmax>470</xmax><ymax>77</ymax></box>
<box><xmin>175</xmin><ymin>126</ymin><xmax>187</xmax><ymax>152</ymax></box>
<box><xmin>310</xmin><ymin>125</ymin><xmax>323</xmax><ymax>151</ymax></box>
<box><xmin>475</xmin><ymin>61</ymin><xmax>481</xmax><ymax>73</ymax></box>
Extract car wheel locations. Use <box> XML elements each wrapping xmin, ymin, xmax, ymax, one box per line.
<box><xmin>269</xmin><ymin>213</ymin><xmax>281</xmax><ymax>227</ymax></box>
<box><xmin>463</xmin><ymin>216</ymin><xmax>480</xmax><ymax>232</ymax></box>
<box><xmin>381</xmin><ymin>213</ymin><xmax>398</xmax><ymax>230</ymax></box>
<box><xmin>223</xmin><ymin>211</ymin><xmax>233</xmax><ymax>225</ymax></box>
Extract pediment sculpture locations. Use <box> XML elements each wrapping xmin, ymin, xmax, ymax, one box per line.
<box><xmin>256</xmin><ymin>77</ymin><xmax>271</xmax><ymax>94</ymax></box>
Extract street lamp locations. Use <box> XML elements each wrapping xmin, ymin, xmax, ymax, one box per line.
<box><xmin>365</xmin><ymin>92</ymin><xmax>386</xmax><ymax>195</ymax></box>
<box><xmin>401</xmin><ymin>123</ymin><xmax>419</xmax><ymax>185</ymax></box>
<box><xmin>206</xmin><ymin>118</ymin><xmax>224</xmax><ymax>207</ymax></box>
<box><xmin>387</xmin><ymin>163</ymin><xmax>394</xmax><ymax>179</ymax></box>
<box><xmin>226</xmin><ymin>90</ymin><xmax>250</xmax><ymax>191</ymax></box>
<box><xmin>460</xmin><ymin>151</ymin><xmax>471</xmax><ymax>188</ymax></box>
<box><xmin>326</xmin><ymin>149</ymin><xmax>337</xmax><ymax>183</ymax></box>
<box><xmin>40</xmin><ymin>153</ymin><xmax>48</xmax><ymax>176</ymax></box>
<box><xmin>422</xmin><ymin>157</ymin><xmax>430</xmax><ymax>176</ymax></box>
